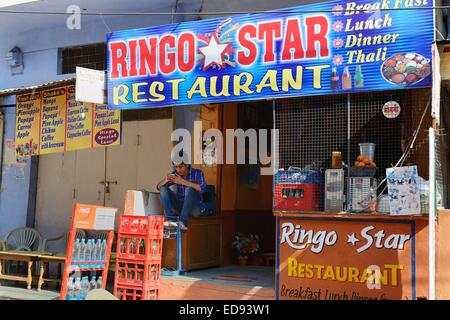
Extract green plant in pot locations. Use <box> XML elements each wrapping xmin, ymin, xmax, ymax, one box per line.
<box><xmin>232</xmin><ymin>233</ymin><xmax>261</xmax><ymax>266</ymax></box>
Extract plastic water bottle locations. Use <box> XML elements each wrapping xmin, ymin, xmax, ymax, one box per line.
<box><xmin>80</xmin><ymin>276</ymin><xmax>90</xmax><ymax>299</ymax></box>
<box><xmin>97</xmin><ymin>239</ymin><xmax>104</xmax><ymax>265</ymax></box>
<box><xmin>66</xmin><ymin>276</ymin><xmax>74</xmax><ymax>300</ymax></box>
<box><xmin>90</xmin><ymin>239</ymin><xmax>96</xmax><ymax>266</ymax></box>
<box><xmin>97</xmin><ymin>276</ymin><xmax>103</xmax><ymax>289</ymax></box>
<box><xmin>74</xmin><ymin>277</ymin><xmax>81</xmax><ymax>300</ymax></box>
<box><xmin>79</xmin><ymin>238</ymin><xmax>86</xmax><ymax>262</ymax></box>
<box><xmin>90</xmin><ymin>239</ymin><xmax>97</xmax><ymax>263</ymax></box>
<box><xmin>86</xmin><ymin>239</ymin><xmax>93</xmax><ymax>262</ymax></box>
<box><xmin>90</xmin><ymin>240</ymin><xmax>97</xmax><ymax>267</ymax></box>
<box><xmin>89</xmin><ymin>276</ymin><xmax>97</xmax><ymax>291</ymax></box>
<box><xmin>97</xmin><ymin>240</ymin><xmax>103</xmax><ymax>261</ymax></box>
<box><xmin>72</xmin><ymin>239</ymin><xmax>80</xmax><ymax>261</ymax></box>
<box><xmin>101</xmin><ymin>239</ymin><xmax>107</xmax><ymax>262</ymax></box>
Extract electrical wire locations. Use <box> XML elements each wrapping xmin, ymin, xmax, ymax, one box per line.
<box><xmin>0</xmin><ymin>7</ymin><xmax>449</xmax><ymax>16</ymax></box>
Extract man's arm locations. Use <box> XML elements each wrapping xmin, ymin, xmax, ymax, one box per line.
<box><xmin>170</xmin><ymin>170</ymin><xmax>206</xmax><ymax>193</ymax></box>
<box><xmin>156</xmin><ymin>179</ymin><xmax>166</xmax><ymax>190</ymax></box>
<box><xmin>157</xmin><ymin>175</ymin><xmax>172</xmax><ymax>190</ymax></box>
<box><xmin>170</xmin><ymin>175</ymin><xmax>201</xmax><ymax>192</ymax></box>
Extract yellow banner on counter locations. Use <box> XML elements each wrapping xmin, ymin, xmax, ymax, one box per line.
<box><xmin>15</xmin><ymin>85</ymin><xmax>121</xmax><ymax>162</ymax></box>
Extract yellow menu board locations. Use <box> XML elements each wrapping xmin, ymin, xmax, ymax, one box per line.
<box><xmin>15</xmin><ymin>85</ymin><xmax>121</xmax><ymax>161</ymax></box>
<box><xmin>15</xmin><ymin>93</ymin><xmax>41</xmax><ymax>162</ymax></box>
<box><xmin>93</xmin><ymin>104</ymin><xmax>121</xmax><ymax>148</ymax></box>
<box><xmin>66</xmin><ymin>86</ymin><xmax>93</xmax><ymax>152</ymax></box>
<box><xmin>40</xmin><ymin>88</ymin><xmax>67</xmax><ymax>155</ymax></box>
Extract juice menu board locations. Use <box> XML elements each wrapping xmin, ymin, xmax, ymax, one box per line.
<box><xmin>40</xmin><ymin>88</ymin><xmax>67</xmax><ymax>154</ymax></box>
<box><xmin>15</xmin><ymin>85</ymin><xmax>121</xmax><ymax>162</ymax></box>
<box><xmin>66</xmin><ymin>86</ymin><xmax>93</xmax><ymax>152</ymax></box>
<box><xmin>93</xmin><ymin>104</ymin><xmax>121</xmax><ymax>148</ymax></box>
<box><xmin>15</xmin><ymin>93</ymin><xmax>41</xmax><ymax>162</ymax></box>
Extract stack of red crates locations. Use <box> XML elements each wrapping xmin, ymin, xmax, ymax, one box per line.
<box><xmin>113</xmin><ymin>215</ymin><xmax>164</xmax><ymax>300</ymax></box>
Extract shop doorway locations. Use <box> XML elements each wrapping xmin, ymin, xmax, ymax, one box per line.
<box><xmin>220</xmin><ymin>101</ymin><xmax>275</xmax><ymax>267</ymax></box>
<box><xmin>35</xmin><ymin>108</ymin><xmax>174</xmax><ymax>252</ymax></box>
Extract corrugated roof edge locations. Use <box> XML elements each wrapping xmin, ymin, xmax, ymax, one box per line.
<box><xmin>0</xmin><ymin>78</ymin><xmax>76</xmax><ymax>97</ymax></box>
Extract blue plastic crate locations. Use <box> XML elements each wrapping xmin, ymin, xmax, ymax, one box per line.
<box><xmin>274</xmin><ymin>169</ymin><xmax>323</xmax><ymax>184</ymax></box>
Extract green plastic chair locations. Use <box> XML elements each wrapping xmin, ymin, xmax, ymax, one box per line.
<box><xmin>2</xmin><ymin>227</ymin><xmax>44</xmax><ymax>275</ymax></box>
<box><xmin>42</xmin><ymin>229</ymin><xmax>87</xmax><ymax>254</ymax></box>
<box><xmin>4</xmin><ymin>227</ymin><xmax>44</xmax><ymax>252</ymax></box>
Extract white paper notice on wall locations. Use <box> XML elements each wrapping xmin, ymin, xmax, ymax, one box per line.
<box><xmin>93</xmin><ymin>207</ymin><xmax>117</xmax><ymax>230</ymax></box>
<box><xmin>386</xmin><ymin>166</ymin><xmax>421</xmax><ymax>216</ymax></box>
<box><xmin>75</xmin><ymin>67</ymin><xmax>106</xmax><ymax>104</ymax></box>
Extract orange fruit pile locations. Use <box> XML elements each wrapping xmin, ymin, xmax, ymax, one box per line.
<box><xmin>355</xmin><ymin>155</ymin><xmax>376</xmax><ymax>167</ymax></box>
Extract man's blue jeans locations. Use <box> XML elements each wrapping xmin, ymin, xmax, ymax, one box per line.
<box><xmin>159</xmin><ymin>185</ymin><xmax>202</xmax><ymax>225</ymax></box>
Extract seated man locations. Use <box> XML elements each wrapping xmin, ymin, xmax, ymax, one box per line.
<box><xmin>157</xmin><ymin>161</ymin><xmax>207</xmax><ymax>230</ymax></box>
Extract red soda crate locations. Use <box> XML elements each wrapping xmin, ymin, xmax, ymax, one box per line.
<box><xmin>274</xmin><ymin>183</ymin><xmax>321</xmax><ymax>211</ymax></box>
<box><xmin>117</xmin><ymin>236</ymin><xmax>163</xmax><ymax>261</ymax></box>
<box><xmin>115</xmin><ymin>259</ymin><xmax>161</xmax><ymax>287</ymax></box>
<box><xmin>118</xmin><ymin>216</ymin><xmax>164</xmax><ymax>237</ymax></box>
<box><xmin>143</xmin><ymin>286</ymin><xmax>159</xmax><ymax>300</ymax></box>
<box><xmin>114</xmin><ymin>284</ymin><xmax>159</xmax><ymax>300</ymax></box>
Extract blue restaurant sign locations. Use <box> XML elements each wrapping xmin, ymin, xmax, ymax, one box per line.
<box><xmin>106</xmin><ymin>0</ymin><xmax>435</xmax><ymax>109</ymax></box>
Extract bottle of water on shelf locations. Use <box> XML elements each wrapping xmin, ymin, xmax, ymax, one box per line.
<box><xmin>89</xmin><ymin>276</ymin><xmax>97</xmax><ymax>291</ymax></box>
<box><xmin>91</xmin><ymin>239</ymin><xmax>96</xmax><ymax>263</ymax></box>
<box><xmin>101</xmin><ymin>239</ymin><xmax>107</xmax><ymax>263</ymax></box>
<box><xmin>74</xmin><ymin>277</ymin><xmax>81</xmax><ymax>300</ymax></box>
<box><xmin>96</xmin><ymin>239</ymin><xmax>102</xmax><ymax>265</ymax></box>
<box><xmin>91</xmin><ymin>239</ymin><xmax>98</xmax><ymax>267</ymax></box>
<box><xmin>85</xmin><ymin>239</ymin><xmax>93</xmax><ymax>265</ymax></box>
<box><xmin>79</xmin><ymin>238</ymin><xmax>86</xmax><ymax>262</ymax></box>
<box><xmin>80</xmin><ymin>276</ymin><xmax>90</xmax><ymax>300</ymax></box>
<box><xmin>97</xmin><ymin>276</ymin><xmax>103</xmax><ymax>289</ymax></box>
<box><xmin>91</xmin><ymin>239</ymin><xmax>96</xmax><ymax>260</ymax></box>
<box><xmin>66</xmin><ymin>276</ymin><xmax>74</xmax><ymax>300</ymax></box>
<box><xmin>72</xmin><ymin>239</ymin><xmax>80</xmax><ymax>261</ymax></box>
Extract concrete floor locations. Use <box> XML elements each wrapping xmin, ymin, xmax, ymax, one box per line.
<box><xmin>176</xmin><ymin>265</ymin><xmax>275</xmax><ymax>288</ymax></box>
<box><xmin>0</xmin><ymin>283</ymin><xmax>59</xmax><ymax>300</ymax></box>
<box><xmin>159</xmin><ymin>265</ymin><xmax>275</xmax><ymax>300</ymax></box>
<box><xmin>0</xmin><ymin>265</ymin><xmax>274</xmax><ymax>300</ymax></box>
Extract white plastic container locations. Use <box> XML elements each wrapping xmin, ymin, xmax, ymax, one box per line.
<box><xmin>377</xmin><ymin>195</ymin><xmax>390</xmax><ymax>213</ymax></box>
